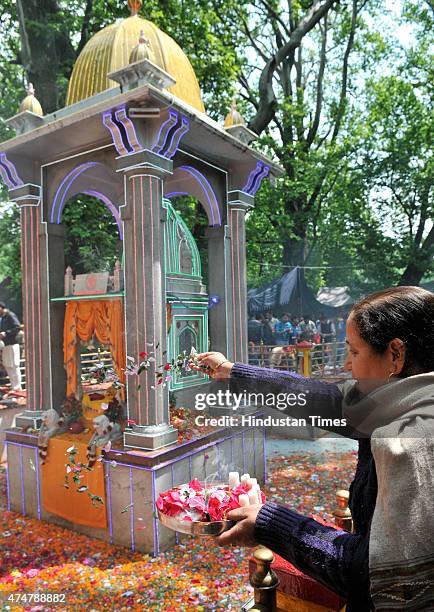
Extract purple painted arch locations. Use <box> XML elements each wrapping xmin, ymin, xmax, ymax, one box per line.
<box><xmin>50</xmin><ymin>161</ymin><xmax>123</xmax><ymax>239</ymax></box>
<box><xmin>164</xmin><ymin>166</ymin><xmax>221</xmax><ymax>226</ymax></box>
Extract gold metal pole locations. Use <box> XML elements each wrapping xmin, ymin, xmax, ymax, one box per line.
<box><xmin>249</xmin><ymin>547</ymin><xmax>280</xmax><ymax>611</ymax></box>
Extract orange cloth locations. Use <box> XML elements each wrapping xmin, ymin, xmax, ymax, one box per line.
<box><xmin>63</xmin><ymin>299</ymin><xmax>125</xmax><ymax>398</ymax></box>
<box><xmin>166</xmin><ymin>303</ymin><xmax>172</xmax><ymax>332</ymax></box>
<box><xmin>41</xmin><ymin>428</ymin><xmax>107</xmax><ymax>529</ymax></box>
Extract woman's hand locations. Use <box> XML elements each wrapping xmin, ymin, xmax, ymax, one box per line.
<box><xmin>213</xmin><ymin>505</ymin><xmax>262</xmax><ymax>547</ymax></box>
<box><xmin>194</xmin><ymin>352</ymin><xmax>234</xmax><ymax>379</ymax></box>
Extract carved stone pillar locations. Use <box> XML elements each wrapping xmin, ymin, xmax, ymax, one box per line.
<box><xmin>8</xmin><ymin>184</ymin><xmax>52</xmax><ymax>428</ymax></box>
<box><xmin>227</xmin><ymin>192</ymin><xmax>254</xmax><ymax>364</ymax></box>
<box><xmin>118</xmin><ymin>151</ymin><xmax>177</xmax><ymax>450</ymax></box>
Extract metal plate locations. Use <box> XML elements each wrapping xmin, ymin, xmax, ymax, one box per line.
<box><xmin>157</xmin><ymin>482</ymin><xmax>236</xmax><ymax>536</ymax></box>
<box><xmin>157</xmin><ymin>508</ymin><xmax>236</xmax><ymax>536</ymax></box>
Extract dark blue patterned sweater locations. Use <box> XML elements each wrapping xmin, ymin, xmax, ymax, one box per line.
<box><xmin>230</xmin><ymin>363</ymin><xmax>376</xmax><ymax>612</ymax></box>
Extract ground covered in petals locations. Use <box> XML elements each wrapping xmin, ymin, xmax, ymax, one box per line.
<box><xmin>0</xmin><ymin>447</ymin><xmax>356</xmax><ymax>611</ymax></box>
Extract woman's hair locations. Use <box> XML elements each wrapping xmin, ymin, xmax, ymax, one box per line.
<box><xmin>350</xmin><ymin>286</ymin><xmax>434</xmax><ymax>376</ymax></box>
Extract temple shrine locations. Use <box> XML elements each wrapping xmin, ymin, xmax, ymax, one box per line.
<box><xmin>1</xmin><ymin>0</ymin><xmax>280</xmax><ymax>553</ymax></box>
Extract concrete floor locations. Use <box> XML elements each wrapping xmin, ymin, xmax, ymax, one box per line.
<box><xmin>266</xmin><ymin>435</ymin><xmax>358</xmax><ymax>455</ymax></box>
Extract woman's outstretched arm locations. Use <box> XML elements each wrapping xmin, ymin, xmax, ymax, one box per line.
<box><xmin>229</xmin><ymin>362</ymin><xmax>353</xmax><ymax>436</ymax></box>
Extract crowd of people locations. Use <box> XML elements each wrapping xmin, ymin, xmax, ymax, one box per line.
<box><xmin>247</xmin><ymin>310</ymin><xmax>347</xmax><ymax>368</ymax></box>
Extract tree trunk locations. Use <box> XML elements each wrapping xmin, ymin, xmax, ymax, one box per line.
<box><xmin>279</xmin><ymin>188</ymin><xmax>311</xmax><ymax>269</ymax></box>
<box><xmin>399</xmin><ymin>226</ymin><xmax>434</xmax><ymax>286</ymax></box>
<box><xmin>282</xmin><ymin>234</ymin><xmax>307</xmax><ymax>269</ymax></box>
<box><xmin>399</xmin><ymin>255</ymin><xmax>433</xmax><ymax>286</ymax></box>
<box><xmin>16</xmin><ymin>0</ymin><xmax>75</xmax><ymax>113</ymax></box>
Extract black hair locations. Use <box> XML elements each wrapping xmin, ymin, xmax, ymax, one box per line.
<box><xmin>351</xmin><ymin>286</ymin><xmax>434</xmax><ymax>376</ymax></box>
<box><xmin>0</xmin><ymin>302</ymin><xmax>5</xmax><ymax>309</ymax></box>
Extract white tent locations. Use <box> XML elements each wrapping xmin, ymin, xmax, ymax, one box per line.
<box><xmin>316</xmin><ymin>286</ymin><xmax>354</xmax><ymax>308</ymax></box>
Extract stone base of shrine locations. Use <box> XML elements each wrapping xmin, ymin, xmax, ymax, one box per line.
<box><xmin>4</xmin><ymin>415</ymin><xmax>265</xmax><ymax>555</ymax></box>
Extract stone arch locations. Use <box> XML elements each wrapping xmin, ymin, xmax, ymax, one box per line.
<box><xmin>163</xmin><ymin>165</ymin><xmax>221</xmax><ymax>227</ymax></box>
<box><xmin>49</xmin><ymin>161</ymin><xmax>123</xmax><ymax>238</ymax></box>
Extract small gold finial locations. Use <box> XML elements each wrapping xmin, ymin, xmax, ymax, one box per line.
<box><xmin>224</xmin><ymin>97</ymin><xmax>245</xmax><ymax>128</ymax></box>
<box><xmin>128</xmin><ymin>0</ymin><xmax>142</xmax><ymax>16</ymax></box>
<box><xmin>19</xmin><ymin>82</ymin><xmax>43</xmax><ymax>116</ymax></box>
<box><xmin>129</xmin><ymin>29</ymin><xmax>152</xmax><ymax>64</ymax></box>
<box><xmin>138</xmin><ymin>30</ymin><xmax>151</xmax><ymax>46</ymax></box>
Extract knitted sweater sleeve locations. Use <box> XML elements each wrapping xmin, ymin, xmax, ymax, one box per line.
<box><xmin>254</xmin><ymin>502</ymin><xmax>370</xmax><ymax>604</ymax></box>
<box><xmin>230</xmin><ymin>362</ymin><xmax>353</xmax><ymax>435</ymax></box>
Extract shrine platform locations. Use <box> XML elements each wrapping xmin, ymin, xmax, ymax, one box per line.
<box><xmin>5</xmin><ymin>416</ymin><xmax>265</xmax><ymax>555</ymax></box>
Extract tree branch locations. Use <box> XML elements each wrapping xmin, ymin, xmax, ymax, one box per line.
<box><xmin>413</xmin><ymin>187</ymin><xmax>430</xmax><ymax>248</ymax></box>
<box><xmin>15</xmin><ymin>0</ymin><xmax>32</xmax><ymax>73</ymax></box>
<box><xmin>306</xmin><ymin>15</ymin><xmax>327</xmax><ymax>146</ymax></box>
<box><xmin>240</xmin><ymin>15</ymin><xmax>270</xmax><ymax>64</ymax></box>
<box><xmin>76</xmin><ymin>0</ymin><xmax>94</xmax><ymax>58</ymax></box>
<box><xmin>295</xmin><ymin>45</ymin><xmax>305</xmax><ymax>142</ymax></box>
<box><xmin>258</xmin><ymin>0</ymin><xmax>292</xmax><ymax>38</ymax></box>
<box><xmin>330</xmin><ymin>0</ymin><xmax>358</xmax><ymax>143</ymax></box>
<box><xmin>249</xmin><ymin>0</ymin><xmax>338</xmax><ymax>135</ymax></box>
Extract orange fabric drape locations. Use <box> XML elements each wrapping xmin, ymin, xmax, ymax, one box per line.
<box><xmin>166</xmin><ymin>303</ymin><xmax>172</xmax><ymax>332</ymax></box>
<box><xmin>64</xmin><ymin>299</ymin><xmax>125</xmax><ymax>397</ymax></box>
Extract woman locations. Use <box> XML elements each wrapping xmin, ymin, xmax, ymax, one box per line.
<box><xmin>196</xmin><ymin>287</ymin><xmax>434</xmax><ymax>611</ymax></box>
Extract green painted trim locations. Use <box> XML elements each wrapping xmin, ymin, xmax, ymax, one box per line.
<box><xmin>168</xmin><ymin>313</ymin><xmax>208</xmax><ymax>390</ymax></box>
<box><xmin>51</xmin><ymin>293</ymin><xmax>124</xmax><ymax>302</ymax></box>
<box><xmin>162</xmin><ymin>198</ymin><xmax>202</xmax><ymax>278</ymax></box>
<box><xmin>170</xmin><ymin>304</ymin><xmax>208</xmax><ymax>309</ymax></box>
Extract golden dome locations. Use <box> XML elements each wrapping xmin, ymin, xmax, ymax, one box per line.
<box><xmin>66</xmin><ymin>7</ymin><xmax>204</xmax><ymax>112</ymax></box>
<box><xmin>129</xmin><ymin>30</ymin><xmax>151</xmax><ymax>63</ymax></box>
<box><xmin>224</xmin><ymin>99</ymin><xmax>245</xmax><ymax>128</ymax></box>
<box><xmin>19</xmin><ymin>83</ymin><xmax>43</xmax><ymax>116</ymax></box>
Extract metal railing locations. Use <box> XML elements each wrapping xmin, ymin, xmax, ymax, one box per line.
<box><xmin>0</xmin><ymin>349</ymin><xmax>114</xmax><ymax>391</ymax></box>
<box><xmin>1</xmin><ymin>341</ymin><xmax>347</xmax><ymax>391</ymax></box>
<box><xmin>80</xmin><ymin>349</ymin><xmax>113</xmax><ymax>378</ymax></box>
<box><xmin>248</xmin><ymin>341</ymin><xmax>348</xmax><ymax>378</ymax></box>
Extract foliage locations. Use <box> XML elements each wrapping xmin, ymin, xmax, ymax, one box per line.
<box><xmin>64</xmin><ymin>446</ymin><xmax>104</xmax><ymax>507</ymax></box>
<box><xmin>0</xmin><ymin>202</ymin><xmax>21</xmax><ymax>292</ymax></box>
<box><xmin>0</xmin><ymin>0</ymin><xmax>432</xmax><ymax>304</ymax></box>
<box><xmin>243</xmin><ymin>0</ymin><xmax>433</xmax><ymax>292</ymax></box>
<box><xmin>62</xmin><ymin>195</ymin><xmax>122</xmax><ymax>274</ymax></box>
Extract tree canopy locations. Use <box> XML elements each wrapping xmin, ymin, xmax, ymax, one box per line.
<box><xmin>0</xmin><ymin>0</ymin><xmax>432</xmax><ymax>305</ymax></box>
